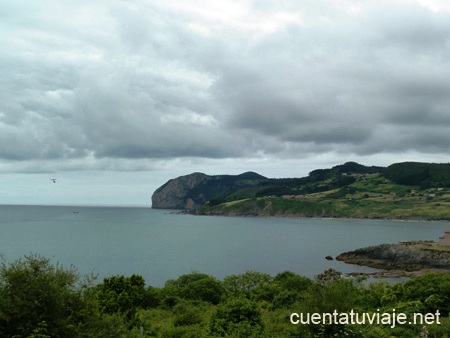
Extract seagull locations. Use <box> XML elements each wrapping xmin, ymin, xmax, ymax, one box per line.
<box><xmin>51</xmin><ymin>178</ymin><xmax>56</xmax><ymax>183</ymax></box>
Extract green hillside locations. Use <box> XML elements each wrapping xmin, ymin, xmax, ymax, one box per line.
<box><xmin>196</xmin><ymin>162</ymin><xmax>450</xmax><ymax>220</ymax></box>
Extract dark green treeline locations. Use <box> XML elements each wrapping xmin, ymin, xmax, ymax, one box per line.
<box><xmin>1</xmin><ymin>254</ymin><xmax>449</xmax><ymax>337</ymax></box>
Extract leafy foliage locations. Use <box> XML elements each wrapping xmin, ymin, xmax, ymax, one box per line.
<box><xmin>95</xmin><ymin>274</ymin><xmax>155</xmax><ymax>319</ymax></box>
<box><xmin>1</xmin><ymin>254</ymin><xmax>450</xmax><ymax>337</ymax></box>
<box><xmin>385</xmin><ymin>162</ymin><xmax>450</xmax><ymax>188</ymax></box>
<box><xmin>223</xmin><ymin>271</ymin><xmax>273</xmax><ymax>300</ymax></box>
<box><xmin>164</xmin><ymin>272</ymin><xmax>225</xmax><ymax>305</ymax></box>
<box><xmin>272</xmin><ymin>271</ymin><xmax>313</xmax><ymax>309</ymax></box>
<box><xmin>401</xmin><ymin>272</ymin><xmax>450</xmax><ymax>313</ymax></box>
<box><xmin>209</xmin><ymin>297</ymin><xmax>264</xmax><ymax>337</ymax></box>
<box><xmin>0</xmin><ymin>254</ymin><xmax>121</xmax><ymax>338</ymax></box>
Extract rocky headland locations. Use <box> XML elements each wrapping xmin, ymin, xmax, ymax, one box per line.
<box><xmin>151</xmin><ymin>162</ymin><xmax>450</xmax><ymax>220</ymax></box>
<box><xmin>336</xmin><ymin>241</ymin><xmax>450</xmax><ymax>275</ymax></box>
<box><xmin>151</xmin><ymin>171</ymin><xmax>267</xmax><ymax>210</ymax></box>
<box><xmin>151</xmin><ymin>172</ymin><xmax>210</xmax><ymax>209</ymax></box>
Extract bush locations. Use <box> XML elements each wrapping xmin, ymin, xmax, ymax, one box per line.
<box><xmin>0</xmin><ymin>254</ymin><xmax>90</xmax><ymax>337</ymax></box>
<box><xmin>223</xmin><ymin>271</ymin><xmax>273</xmax><ymax>300</ymax></box>
<box><xmin>95</xmin><ymin>274</ymin><xmax>149</xmax><ymax>319</ymax></box>
<box><xmin>272</xmin><ymin>271</ymin><xmax>312</xmax><ymax>308</ymax></box>
<box><xmin>172</xmin><ymin>301</ymin><xmax>204</xmax><ymax>327</ymax></box>
<box><xmin>209</xmin><ymin>298</ymin><xmax>264</xmax><ymax>337</ymax></box>
<box><xmin>164</xmin><ymin>272</ymin><xmax>225</xmax><ymax>304</ymax></box>
<box><xmin>401</xmin><ymin>272</ymin><xmax>450</xmax><ymax>313</ymax></box>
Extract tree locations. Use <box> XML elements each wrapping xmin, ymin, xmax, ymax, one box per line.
<box><xmin>180</xmin><ymin>277</ymin><xmax>224</xmax><ymax>304</ymax></box>
<box><xmin>299</xmin><ymin>269</ymin><xmax>364</xmax><ymax>337</ymax></box>
<box><xmin>304</xmin><ymin>269</ymin><xmax>362</xmax><ymax>312</ymax></box>
<box><xmin>222</xmin><ymin>271</ymin><xmax>273</xmax><ymax>300</ymax></box>
<box><xmin>164</xmin><ymin>272</ymin><xmax>224</xmax><ymax>305</ymax></box>
<box><xmin>95</xmin><ymin>274</ymin><xmax>151</xmax><ymax>320</ymax></box>
<box><xmin>401</xmin><ymin>272</ymin><xmax>450</xmax><ymax>313</ymax></box>
<box><xmin>272</xmin><ymin>271</ymin><xmax>312</xmax><ymax>308</ymax></box>
<box><xmin>165</xmin><ymin>271</ymin><xmax>211</xmax><ymax>288</ymax></box>
<box><xmin>0</xmin><ymin>254</ymin><xmax>89</xmax><ymax>338</ymax></box>
<box><xmin>209</xmin><ymin>298</ymin><xmax>264</xmax><ymax>337</ymax></box>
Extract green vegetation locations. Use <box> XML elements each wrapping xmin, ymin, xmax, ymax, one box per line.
<box><xmin>1</xmin><ymin>254</ymin><xmax>450</xmax><ymax>337</ymax></box>
<box><xmin>186</xmin><ymin>172</ymin><xmax>269</xmax><ymax>207</ymax></box>
<box><xmin>197</xmin><ymin>162</ymin><xmax>450</xmax><ymax>219</ymax></box>
<box><xmin>385</xmin><ymin>162</ymin><xmax>450</xmax><ymax>188</ymax></box>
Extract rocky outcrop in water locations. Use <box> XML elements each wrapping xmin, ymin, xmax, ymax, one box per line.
<box><xmin>336</xmin><ymin>242</ymin><xmax>450</xmax><ymax>271</ymax></box>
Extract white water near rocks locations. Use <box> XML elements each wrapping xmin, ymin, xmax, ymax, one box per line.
<box><xmin>0</xmin><ymin>205</ymin><xmax>448</xmax><ymax>286</ymax></box>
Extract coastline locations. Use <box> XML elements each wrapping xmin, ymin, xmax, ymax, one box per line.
<box><xmin>336</xmin><ymin>241</ymin><xmax>450</xmax><ymax>277</ymax></box>
<box><xmin>343</xmin><ymin>268</ymin><xmax>450</xmax><ymax>279</ymax></box>
<box><xmin>177</xmin><ymin>209</ymin><xmax>450</xmax><ymax>222</ymax></box>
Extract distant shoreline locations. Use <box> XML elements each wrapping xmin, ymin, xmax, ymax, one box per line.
<box><xmin>176</xmin><ymin>209</ymin><xmax>450</xmax><ymax>223</ymax></box>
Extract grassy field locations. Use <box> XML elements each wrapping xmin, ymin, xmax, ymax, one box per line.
<box><xmin>198</xmin><ymin>173</ymin><xmax>450</xmax><ymax>220</ymax></box>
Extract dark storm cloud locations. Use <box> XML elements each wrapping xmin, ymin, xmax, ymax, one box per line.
<box><xmin>1</xmin><ymin>0</ymin><xmax>450</xmax><ymax>172</ymax></box>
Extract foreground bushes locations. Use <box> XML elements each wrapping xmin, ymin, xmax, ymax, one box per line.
<box><xmin>1</xmin><ymin>254</ymin><xmax>449</xmax><ymax>337</ymax></box>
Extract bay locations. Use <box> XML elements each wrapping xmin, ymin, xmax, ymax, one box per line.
<box><xmin>0</xmin><ymin>204</ymin><xmax>448</xmax><ymax>287</ymax></box>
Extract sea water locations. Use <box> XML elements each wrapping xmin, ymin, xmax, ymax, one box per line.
<box><xmin>0</xmin><ymin>205</ymin><xmax>448</xmax><ymax>287</ymax></box>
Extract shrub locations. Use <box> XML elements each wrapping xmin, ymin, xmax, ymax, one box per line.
<box><xmin>95</xmin><ymin>274</ymin><xmax>148</xmax><ymax>319</ymax></box>
<box><xmin>164</xmin><ymin>272</ymin><xmax>225</xmax><ymax>305</ymax></box>
<box><xmin>0</xmin><ymin>254</ymin><xmax>89</xmax><ymax>337</ymax></box>
<box><xmin>209</xmin><ymin>298</ymin><xmax>264</xmax><ymax>337</ymax></box>
<box><xmin>172</xmin><ymin>301</ymin><xmax>204</xmax><ymax>327</ymax></box>
<box><xmin>223</xmin><ymin>271</ymin><xmax>273</xmax><ymax>300</ymax></box>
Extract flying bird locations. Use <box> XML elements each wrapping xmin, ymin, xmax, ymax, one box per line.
<box><xmin>51</xmin><ymin>178</ymin><xmax>56</xmax><ymax>183</ymax></box>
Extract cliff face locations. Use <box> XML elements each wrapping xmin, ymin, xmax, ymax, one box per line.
<box><xmin>151</xmin><ymin>171</ymin><xmax>267</xmax><ymax>210</ymax></box>
<box><xmin>151</xmin><ymin>172</ymin><xmax>209</xmax><ymax>209</ymax></box>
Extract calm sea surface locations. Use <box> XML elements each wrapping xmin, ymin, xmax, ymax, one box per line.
<box><xmin>0</xmin><ymin>205</ymin><xmax>448</xmax><ymax>287</ymax></box>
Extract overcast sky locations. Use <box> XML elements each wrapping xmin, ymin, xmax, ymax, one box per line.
<box><xmin>1</xmin><ymin>0</ymin><xmax>450</xmax><ymax>205</ymax></box>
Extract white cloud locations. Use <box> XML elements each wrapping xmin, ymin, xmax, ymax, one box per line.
<box><xmin>160</xmin><ymin>111</ymin><xmax>218</xmax><ymax>126</ymax></box>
